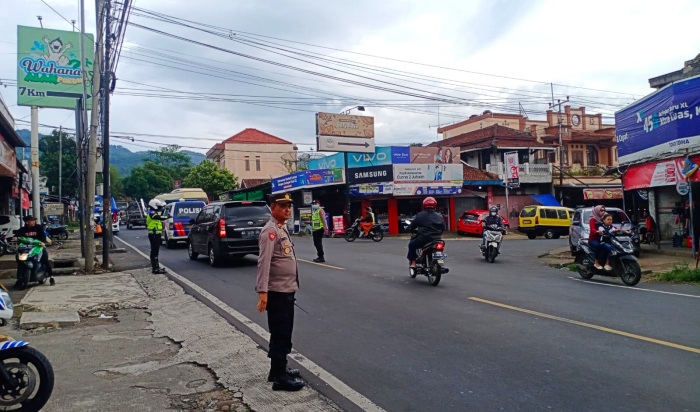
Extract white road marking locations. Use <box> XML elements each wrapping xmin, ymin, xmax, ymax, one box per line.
<box><xmin>568</xmin><ymin>277</ymin><xmax>700</xmax><ymax>299</ymax></box>
<box><xmin>116</xmin><ymin>236</ymin><xmax>384</xmax><ymax>412</ymax></box>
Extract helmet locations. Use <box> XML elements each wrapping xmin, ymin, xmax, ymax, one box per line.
<box><xmin>148</xmin><ymin>199</ymin><xmax>166</xmax><ymax>209</ymax></box>
<box><xmin>489</xmin><ymin>206</ymin><xmax>498</xmax><ymax>215</ymax></box>
<box><xmin>422</xmin><ymin>197</ymin><xmax>437</xmax><ymax>210</ymax></box>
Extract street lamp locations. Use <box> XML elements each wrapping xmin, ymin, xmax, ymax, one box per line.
<box><xmin>341</xmin><ymin>106</ymin><xmax>365</xmax><ymax>115</ymax></box>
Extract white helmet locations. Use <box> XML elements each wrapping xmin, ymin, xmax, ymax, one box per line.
<box><xmin>149</xmin><ymin>199</ymin><xmax>166</xmax><ymax>209</ymax></box>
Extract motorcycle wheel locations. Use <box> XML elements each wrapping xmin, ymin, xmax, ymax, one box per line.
<box><xmin>427</xmin><ymin>263</ymin><xmax>442</xmax><ymax>286</ymax></box>
<box><xmin>620</xmin><ymin>260</ymin><xmax>642</xmax><ymax>286</ymax></box>
<box><xmin>575</xmin><ymin>254</ymin><xmax>594</xmax><ymax>280</ymax></box>
<box><xmin>15</xmin><ymin>268</ymin><xmax>29</xmax><ymax>291</ymax></box>
<box><xmin>371</xmin><ymin>231</ymin><xmax>383</xmax><ymax>242</ymax></box>
<box><xmin>344</xmin><ymin>231</ymin><xmax>356</xmax><ymax>242</ymax></box>
<box><xmin>59</xmin><ymin>232</ymin><xmax>68</xmax><ymax>240</ymax></box>
<box><xmin>487</xmin><ymin>246</ymin><xmax>496</xmax><ymax>263</ymax></box>
<box><xmin>0</xmin><ymin>346</ymin><xmax>54</xmax><ymax>412</ymax></box>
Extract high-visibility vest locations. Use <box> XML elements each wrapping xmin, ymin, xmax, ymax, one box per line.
<box><xmin>146</xmin><ymin>209</ymin><xmax>164</xmax><ymax>234</ymax></box>
<box><xmin>311</xmin><ymin>208</ymin><xmax>323</xmax><ymax>230</ymax></box>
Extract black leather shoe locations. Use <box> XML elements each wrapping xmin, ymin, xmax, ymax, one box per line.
<box><xmin>313</xmin><ymin>258</ymin><xmax>325</xmax><ymax>263</ymax></box>
<box><xmin>267</xmin><ymin>368</ymin><xmax>300</xmax><ymax>382</ymax></box>
<box><xmin>272</xmin><ymin>375</ymin><xmax>305</xmax><ymax>391</ymax></box>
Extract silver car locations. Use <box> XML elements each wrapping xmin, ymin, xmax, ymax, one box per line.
<box><xmin>569</xmin><ymin>207</ymin><xmax>641</xmax><ymax>257</ymax></box>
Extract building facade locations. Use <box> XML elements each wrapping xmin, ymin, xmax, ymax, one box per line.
<box><xmin>206</xmin><ymin>128</ymin><xmax>297</xmax><ymax>182</ymax></box>
<box><xmin>0</xmin><ymin>96</ymin><xmax>29</xmax><ymax>216</ymax></box>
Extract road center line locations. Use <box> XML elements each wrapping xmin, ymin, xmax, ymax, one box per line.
<box><xmin>115</xmin><ymin>237</ymin><xmax>383</xmax><ymax>412</ymax></box>
<box><xmin>568</xmin><ymin>277</ymin><xmax>700</xmax><ymax>298</ymax></box>
<box><xmin>297</xmin><ymin>258</ymin><xmax>345</xmax><ymax>270</ymax></box>
<box><xmin>469</xmin><ymin>297</ymin><xmax>700</xmax><ymax>354</ymax></box>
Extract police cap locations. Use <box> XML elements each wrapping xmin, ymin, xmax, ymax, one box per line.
<box><xmin>270</xmin><ymin>192</ymin><xmax>294</xmax><ymax>205</ymax></box>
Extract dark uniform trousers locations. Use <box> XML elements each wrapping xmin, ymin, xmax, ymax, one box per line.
<box><xmin>148</xmin><ymin>233</ymin><xmax>161</xmax><ymax>269</ymax></box>
<box><xmin>267</xmin><ymin>291</ymin><xmax>295</xmax><ymax>375</ymax></box>
<box><xmin>312</xmin><ymin>229</ymin><xmax>324</xmax><ymax>259</ymax></box>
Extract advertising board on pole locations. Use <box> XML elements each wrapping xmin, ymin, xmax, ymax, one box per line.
<box><xmin>504</xmin><ymin>151</ymin><xmax>520</xmax><ymax>187</ymax></box>
<box><xmin>316</xmin><ymin>112</ymin><xmax>375</xmax><ymax>153</ymax></box>
<box><xmin>615</xmin><ymin>75</ymin><xmax>700</xmax><ymax>164</ymax></box>
<box><xmin>17</xmin><ymin>25</ymin><xmax>95</xmax><ymax>109</ymax></box>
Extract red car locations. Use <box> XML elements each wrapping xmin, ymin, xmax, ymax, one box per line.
<box><xmin>457</xmin><ymin>209</ymin><xmax>510</xmax><ymax>236</ymax></box>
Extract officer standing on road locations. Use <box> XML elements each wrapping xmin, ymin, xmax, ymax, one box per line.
<box><xmin>311</xmin><ymin>199</ymin><xmax>329</xmax><ymax>263</ymax></box>
<box><xmin>256</xmin><ymin>192</ymin><xmax>305</xmax><ymax>392</ymax></box>
<box><xmin>146</xmin><ymin>199</ymin><xmax>169</xmax><ymax>274</ymax></box>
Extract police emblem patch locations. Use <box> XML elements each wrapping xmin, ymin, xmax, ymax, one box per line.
<box><xmin>268</xmin><ymin>232</ymin><xmax>276</xmax><ymax>241</ymax></box>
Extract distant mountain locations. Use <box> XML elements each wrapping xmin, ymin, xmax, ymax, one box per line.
<box><xmin>15</xmin><ymin>129</ymin><xmax>206</xmax><ymax>176</ymax></box>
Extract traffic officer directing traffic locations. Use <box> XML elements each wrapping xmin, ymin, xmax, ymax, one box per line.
<box><xmin>256</xmin><ymin>192</ymin><xmax>305</xmax><ymax>391</ymax></box>
<box><xmin>311</xmin><ymin>199</ymin><xmax>329</xmax><ymax>262</ymax></box>
<box><xmin>146</xmin><ymin>199</ymin><xmax>169</xmax><ymax>274</ymax></box>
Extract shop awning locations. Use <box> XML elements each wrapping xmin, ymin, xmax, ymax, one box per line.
<box><xmin>530</xmin><ymin>194</ymin><xmax>561</xmax><ymax>206</ymax></box>
<box><xmin>463</xmin><ymin>180</ymin><xmax>503</xmax><ymax>186</ymax></box>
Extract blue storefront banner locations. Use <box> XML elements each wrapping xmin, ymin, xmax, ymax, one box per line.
<box><xmin>347</xmin><ymin>164</ymin><xmax>394</xmax><ymax>184</ymax></box>
<box><xmin>393</xmin><ymin>183</ymin><xmax>463</xmax><ymax>197</ymax></box>
<box><xmin>391</xmin><ymin>146</ymin><xmax>410</xmax><ymax>164</ymax></box>
<box><xmin>616</xmin><ymin>75</ymin><xmax>700</xmax><ymax>164</ymax></box>
<box><xmin>272</xmin><ymin>171</ymin><xmax>307</xmax><ymax>193</ymax></box>
<box><xmin>306</xmin><ymin>168</ymin><xmax>344</xmax><ymax>185</ymax></box>
<box><xmin>347</xmin><ymin>146</ymin><xmax>392</xmax><ymax>168</ymax></box>
<box><xmin>308</xmin><ymin>152</ymin><xmax>345</xmax><ymax>170</ymax></box>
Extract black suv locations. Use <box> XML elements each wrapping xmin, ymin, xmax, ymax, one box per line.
<box><xmin>188</xmin><ymin>201</ymin><xmax>271</xmax><ymax>266</ymax></box>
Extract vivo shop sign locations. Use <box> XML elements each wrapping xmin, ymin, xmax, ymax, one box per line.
<box><xmin>616</xmin><ymin>75</ymin><xmax>700</xmax><ymax>164</ymax></box>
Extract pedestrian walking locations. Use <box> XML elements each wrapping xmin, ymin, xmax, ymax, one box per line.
<box><xmin>311</xmin><ymin>199</ymin><xmax>329</xmax><ymax>262</ymax></box>
<box><xmin>146</xmin><ymin>199</ymin><xmax>169</xmax><ymax>274</ymax></box>
<box><xmin>256</xmin><ymin>192</ymin><xmax>305</xmax><ymax>392</ymax></box>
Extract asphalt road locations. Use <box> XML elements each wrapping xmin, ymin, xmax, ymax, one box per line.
<box><xmin>115</xmin><ymin>229</ymin><xmax>700</xmax><ymax>411</ymax></box>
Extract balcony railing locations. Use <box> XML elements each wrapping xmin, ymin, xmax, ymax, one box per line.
<box><xmin>486</xmin><ymin>162</ymin><xmax>553</xmax><ymax>184</ymax></box>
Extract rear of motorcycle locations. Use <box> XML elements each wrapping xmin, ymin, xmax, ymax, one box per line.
<box><xmin>411</xmin><ymin>241</ymin><xmax>449</xmax><ymax>286</ymax></box>
<box><xmin>0</xmin><ymin>281</ymin><xmax>54</xmax><ymax>411</ymax></box>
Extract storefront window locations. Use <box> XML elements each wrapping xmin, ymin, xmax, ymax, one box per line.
<box><xmin>586</xmin><ymin>145</ymin><xmax>599</xmax><ymax>166</ymax></box>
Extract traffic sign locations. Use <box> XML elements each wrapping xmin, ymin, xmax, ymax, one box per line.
<box><xmin>317</xmin><ymin>135</ymin><xmax>375</xmax><ymax>153</ymax></box>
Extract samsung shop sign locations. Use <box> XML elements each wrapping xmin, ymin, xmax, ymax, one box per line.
<box><xmin>616</xmin><ymin>75</ymin><xmax>700</xmax><ymax>164</ymax></box>
<box><xmin>347</xmin><ymin>164</ymin><xmax>393</xmax><ymax>184</ymax></box>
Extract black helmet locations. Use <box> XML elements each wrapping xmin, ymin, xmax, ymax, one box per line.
<box><xmin>489</xmin><ymin>206</ymin><xmax>498</xmax><ymax>215</ymax></box>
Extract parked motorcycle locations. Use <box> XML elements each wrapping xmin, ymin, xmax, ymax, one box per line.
<box><xmin>409</xmin><ymin>239</ymin><xmax>449</xmax><ymax>286</ymax></box>
<box><xmin>15</xmin><ymin>238</ymin><xmax>53</xmax><ymax>290</ymax></box>
<box><xmin>0</xmin><ymin>280</ymin><xmax>55</xmax><ymax>411</ymax></box>
<box><xmin>575</xmin><ymin>232</ymin><xmax>642</xmax><ymax>286</ymax></box>
<box><xmin>0</xmin><ymin>233</ymin><xmax>16</xmax><ymax>258</ymax></box>
<box><xmin>480</xmin><ymin>224</ymin><xmax>505</xmax><ymax>263</ymax></box>
<box><xmin>344</xmin><ymin>219</ymin><xmax>384</xmax><ymax>242</ymax></box>
<box><xmin>44</xmin><ymin>224</ymin><xmax>68</xmax><ymax>241</ymax></box>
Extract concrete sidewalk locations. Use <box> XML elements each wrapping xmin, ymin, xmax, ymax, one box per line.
<box><xmin>13</xmin><ymin>269</ymin><xmax>342</xmax><ymax>412</ymax></box>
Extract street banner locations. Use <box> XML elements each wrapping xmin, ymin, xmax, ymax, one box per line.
<box><xmin>272</xmin><ymin>171</ymin><xmax>307</xmax><ymax>193</ymax></box>
<box><xmin>504</xmin><ymin>151</ymin><xmax>520</xmax><ymax>185</ymax></box>
<box><xmin>17</xmin><ymin>25</ymin><xmax>94</xmax><ymax>109</ymax></box>
<box><xmin>347</xmin><ymin>165</ymin><xmax>393</xmax><ymax>184</ymax></box>
<box><xmin>332</xmin><ymin>216</ymin><xmax>345</xmax><ymax>235</ymax></box>
<box><xmin>615</xmin><ymin>75</ymin><xmax>700</xmax><ymax>164</ymax></box>
<box><xmin>393</xmin><ymin>183</ymin><xmax>463</xmax><ymax>196</ymax></box>
<box><xmin>393</xmin><ymin>164</ymin><xmax>462</xmax><ymax>182</ymax></box>
<box><xmin>306</xmin><ymin>168</ymin><xmax>344</xmax><ymax>186</ymax></box>
<box><xmin>582</xmin><ymin>188</ymin><xmax>624</xmax><ymax>200</ymax></box>
<box><xmin>621</xmin><ymin>154</ymin><xmax>700</xmax><ymax>190</ymax></box>
<box><xmin>347</xmin><ymin>146</ymin><xmax>392</xmax><ymax>168</ymax></box>
<box><xmin>271</xmin><ymin>169</ymin><xmax>345</xmax><ymax>193</ymax></box>
<box><xmin>44</xmin><ymin>202</ymin><xmax>64</xmax><ymax>216</ymax></box>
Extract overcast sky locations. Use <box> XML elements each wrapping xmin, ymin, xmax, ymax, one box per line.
<box><xmin>2</xmin><ymin>0</ymin><xmax>699</xmax><ymax>155</ymax></box>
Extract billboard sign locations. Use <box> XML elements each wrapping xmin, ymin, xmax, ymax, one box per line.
<box><xmin>306</xmin><ymin>168</ymin><xmax>344</xmax><ymax>186</ymax></box>
<box><xmin>271</xmin><ymin>169</ymin><xmax>345</xmax><ymax>193</ymax></box>
<box><xmin>44</xmin><ymin>202</ymin><xmax>64</xmax><ymax>216</ymax></box>
<box><xmin>308</xmin><ymin>152</ymin><xmax>345</xmax><ymax>170</ymax></box>
<box><xmin>393</xmin><ymin>183</ymin><xmax>463</xmax><ymax>197</ymax></box>
<box><xmin>615</xmin><ymin>75</ymin><xmax>700</xmax><ymax>164</ymax></box>
<box><xmin>582</xmin><ymin>188</ymin><xmax>624</xmax><ymax>200</ymax></box>
<box><xmin>17</xmin><ymin>25</ymin><xmax>94</xmax><ymax>109</ymax></box>
<box><xmin>272</xmin><ymin>171</ymin><xmax>307</xmax><ymax>193</ymax></box>
<box><xmin>621</xmin><ymin>154</ymin><xmax>700</xmax><ymax>190</ymax></box>
<box><xmin>504</xmin><ymin>151</ymin><xmax>520</xmax><ymax>185</ymax></box>
<box><xmin>393</xmin><ymin>164</ymin><xmax>463</xmax><ymax>182</ymax></box>
<box><xmin>347</xmin><ymin>165</ymin><xmax>393</xmax><ymax>184</ymax></box>
<box><xmin>347</xmin><ymin>146</ymin><xmax>392</xmax><ymax>168</ymax></box>
<box><xmin>317</xmin><ymin>135</ymin><xmax>374</xmax><ymax>154</ymax></box>
<box><xmin>404</xmin><ymin>146</ymin><xmax>460</xmax><ymax>164</ymax></box>
<box><xmin>316</xmin><ymin>112</ymin><xmax>375</xmax><ymax>138</ymax></box>
<box><xmin>348</xmin><ymin>183</ymin><xmax>394</xmax><ymax>196</ymax></box>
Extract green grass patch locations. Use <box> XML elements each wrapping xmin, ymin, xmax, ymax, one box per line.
<box><xmin>654</xmin><ymin>265</ymin><xmax>700</xmax><ymax>283</ymax></box>
<box><xmin>564</xmin><ymin>263</ymin><xmax>579</xmax><ymax>272</ymax></box>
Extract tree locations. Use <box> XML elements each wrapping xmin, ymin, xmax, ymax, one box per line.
<box><xmin>183</xmin><ymin>160</ymin><xmax>238</xmax><ymax>199</ymax></box>
<box><xmin>147</xmin><ymin>145</ymin><xmax>193</xmax><ymax>181</ymax></box>
<box><xmin>39</xmin><ymin>129</ymin><xmax>78</xmax><ymax>199</ymax></box>
<box><xmin>122</xmin><ymin>161</ymin><xmax>173</xmax><ymax>200</ymax></box>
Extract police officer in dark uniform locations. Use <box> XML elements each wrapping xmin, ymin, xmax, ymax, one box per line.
<box><xmin>256</xmin><ymin>192</ymin><xmax>304</xmax><ymax>391</ymax></box>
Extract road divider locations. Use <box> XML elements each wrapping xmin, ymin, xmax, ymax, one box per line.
<box><xmin>469</xmin><ymin>297</ymin><xmax>700</xmax><ymax>354</ymax></box>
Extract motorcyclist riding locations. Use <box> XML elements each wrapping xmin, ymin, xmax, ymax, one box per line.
<box><xmin>480</xmin><ymin>206</ymin><xmax>504</xmax><ymax>250</ymax></box>
<box><xmin>407</xmin><ymin>197</ymin><xmax>445</xmax><ymax>268</ymax></box>
<box><xmin>360</xmin><ymin>206</ymin><xmax>375</xmax><ymax>237</ymax></box>
<box><xmin>12</xmin><ymin>215</ymin><xmax>55</xmax><ymax>287</ymax></box>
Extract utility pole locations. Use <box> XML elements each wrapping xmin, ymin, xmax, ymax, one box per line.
<box><xmin>102</xmin><ymin>0</ymin><xmax>112</xmax><ymax>269</ymax></box>
<box><xmin>30</xmin><ymin>106</ymin><xmax>40</xmax><ymax>219</ymax></box>
<box><xmin>85</xmin><ymin>0</ymin><xmax>104</xmax><ymax>272</ymax></box>
<box><xmin>58</xmin><ymin>125</ymin><xmax>62</xmax><ymax>214</ymax></box>
<box><xmin>75</xmin><ymin>98</ymin><xmax>85</xmax><ymax>256</ymax></box>
<box><xmin>549</xmin><ymin>96</ymin><xmax>569</xmax><ymax>202</ymax></box>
